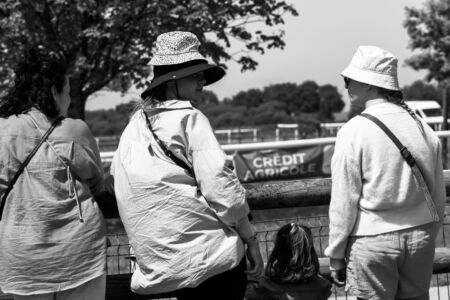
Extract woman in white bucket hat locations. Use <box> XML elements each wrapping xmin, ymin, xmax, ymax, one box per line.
<box><xmin>110</xmin><ymin>31</ymin><xmax>263</xmax><ymax>300</ymax></box>
<box><xmin>325</xmin><ymin>46</ymin><xmax>445</xmax><ymax>300</ymax></box>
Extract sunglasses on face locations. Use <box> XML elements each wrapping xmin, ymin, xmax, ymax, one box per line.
<box><xmin>344</xmin><ymin>77</ymin><xmax>351</xmax><ymax>89</ymax></box>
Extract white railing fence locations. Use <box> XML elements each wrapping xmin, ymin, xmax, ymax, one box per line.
<box><xmin>100</xmin><ymin>130</ymin><xmax>450</xmax><ymax>163</ymax></box>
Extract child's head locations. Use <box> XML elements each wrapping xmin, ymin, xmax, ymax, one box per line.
<box><xmin>266</xmin><ymin>223</ymin><xmax>319</xmax><ymax>283</ymax></box>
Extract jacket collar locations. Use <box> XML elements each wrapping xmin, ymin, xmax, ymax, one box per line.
<box><xmin>27</xmin><ymin>107</ymin><xmax>52</xmax><ymax>127</ymax></box>
<box><xmin>146</xmin><ymin>99</ymin><xmax>193</xmax><ymax>110</ymax></box>
<box><xmin>363</xmin><ymin>101</ymin><xmax>404</xmax><ymax>115</ymax></box>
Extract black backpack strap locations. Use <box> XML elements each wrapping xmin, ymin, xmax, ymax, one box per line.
<box><xmin>142</xmin><ymin>110</ymin><xmax>193</xmax><ymax>176</ymax></box>
<box><xmin>0</xmin><ymin>115</ymin><xmax>64</xmax><ymax>220</ymax></box>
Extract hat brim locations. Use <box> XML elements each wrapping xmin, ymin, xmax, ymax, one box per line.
<box><xmin>141</xmin><ymin>63</ymin><xmax>225</xmax><ymax>99</ymax></box>
<box><xmin>341</xmin><ymin>64</ymin><xmax>400</xmax><ymax>91</ymax></box>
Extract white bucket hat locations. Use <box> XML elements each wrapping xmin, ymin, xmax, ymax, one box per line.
<box><xmin>341</xmin><ymin>45</ymin><xmax>400</xmax><ymax>91</ymax></box>
<box><xmin>141</xmin><ymin>31</ymin><xmax>225</xmax><ymax>99</ymax></box>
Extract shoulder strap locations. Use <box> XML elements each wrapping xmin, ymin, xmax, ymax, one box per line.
<box><xmin>142</xmin><ymin>109</ymin><xmax>254</xmax><ymax>221</ymax></box>
<box><xmin>0</xmin><ymin>115</ymin><xmax>64</xmax><ymax>220</ymax></box>
<box><xmin>142</xmin><ymin>110</ymin><xmax>193</xmax><ymax>176</ymax></box>
<box><xmin>360</xmin><ymin>113</ymin><xmax>439</xmax><ymax>222</ymax></box>
<box><xmin>360</xmin><ymin>113</ymin><xmax>414</xmax><ymax>165</ymax></box>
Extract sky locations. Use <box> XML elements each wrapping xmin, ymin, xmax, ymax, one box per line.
<box><xmin>85</xmin><ymin>0</ymin><xmax>428</xmax><ymax>111</ymax></box>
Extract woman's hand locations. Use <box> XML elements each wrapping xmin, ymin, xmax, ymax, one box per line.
<box><xmin>329</xmin><ymin>258</ymin><xmax>346</xmax><ymax>287</ymax></box>
<box><xmin>245</xmin><ymin>238</ymin><xmax>264</xmax><ymax>279</ymax></box>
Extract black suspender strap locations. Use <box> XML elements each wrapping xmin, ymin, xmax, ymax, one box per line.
<box><xmin>142</xmin><ymin>110</ymin><xmax>193</xmax><ymax>175</ymax></box>
<box><xmin>360</xmin><ymin>113</ymin><xmax>439</xmax><ymax>222</ymax></box>
<box><xmin>0</xmin><ymin>115</ymin><xmax>64</xmax><ymax>221</ymax></box>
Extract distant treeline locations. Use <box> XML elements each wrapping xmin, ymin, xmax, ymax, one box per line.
<box><xmin>86</xmin><ymin>80</ymin><xmax>345</xmax><ymax>137</ymax></box>
<box><xmin>85</xmin><ymin>79</ymin><xmax>442</xmax><ymax>137</ymax></box>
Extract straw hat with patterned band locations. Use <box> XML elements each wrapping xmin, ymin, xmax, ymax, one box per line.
<box><xmin>141</xmin><ymin>31</ymin><xmax>225</xmax><ymax>99</ymax></box>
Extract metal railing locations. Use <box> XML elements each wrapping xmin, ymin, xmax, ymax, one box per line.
<box><xmin>105</xmin><ymin>208</ymin><xmax>450</xmax><ymax>300</ymax></box>
<box><xmin>99</xmin><ymin>131</ymin><xmax>450</xmax><ymax>164</ymax></box>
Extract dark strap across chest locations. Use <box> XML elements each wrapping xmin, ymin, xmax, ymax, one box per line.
<box><xmin>0</xmin><ymin>116</ymin><xmax>64</xmax><ymax>220</ymax></box>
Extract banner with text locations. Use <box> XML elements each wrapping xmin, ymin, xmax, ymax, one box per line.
<box><xmin>233</xmin><ymin>145</ymin><xmax>334</xmax><ymax>182</ymax></box>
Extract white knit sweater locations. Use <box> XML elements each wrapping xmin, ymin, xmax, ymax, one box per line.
<box><xmin>325</xmin><ymin>100</ymin><xmax>445</xmax><ymax>259</ymax></box>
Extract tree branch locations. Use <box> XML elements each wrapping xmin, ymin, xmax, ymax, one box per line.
<box><xmin>226</xmin><ymin>17</ymin><xmax>265</xmax><ymax>28</ymax></box>
<box><xmin>84</xmin><ymin>61</ymin><xmax>145</xmax><ymax>96</ymax></box>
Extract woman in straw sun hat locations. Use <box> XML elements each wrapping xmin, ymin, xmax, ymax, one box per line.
<box><xmin>110</xmin><ymin>31</ymin><xmax>263</xmax><ymax>300</ymax></box>
<box><xmin>325</xmin><ymin>45</ymin><xmax>445</xmax><ymax>300</ymax></box>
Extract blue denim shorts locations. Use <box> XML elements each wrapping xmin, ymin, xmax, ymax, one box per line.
<box><xmin>346</xmin><ymin>223</ymin><xmax>436</xmax><ymax>300</ymax></box>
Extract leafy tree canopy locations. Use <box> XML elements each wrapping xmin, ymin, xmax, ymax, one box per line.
<box><xmin>226</xmin><ymin>80</ymin><xmax>344</xmax><ymax>121</ymax></box>
<box><xmin>227</xmin><ymin>88</ymin><xmax>265</xmax><ymax>108</ymax></box>
<box><xmin>86</xmin><ymin>80</ymin><xmax>345</xmax><ymax>137</ymax></box>
<box><xmin>403</xmin><ymin>80</ymin><xmax>443</xmax><ymax>103</ymax></box>
<box><xmin>404</xmin><ymin>0</ymin><xmax>450</xmax><ymax>83</ymax></box>
<box><xmin>85</xmin><ymin>101</ymin><xmax>136</xmax><ymax>136</ymax></box>
<box><xmin>318</xmin><ymin>84</ymin><xmax>345</xmax><ymax>120</ymax></box>
<box><xmin>0</xmin><ymin>0</ymin><xmax>298</xmax><ymax>119</ymax></box>
<box><xmin>404</xmin><ymin>0</ymin><xmax>450</xmax><ymax>135</ymax></box>
<box><xmin>263</xmin><ymin>83</ymin><xmax>301</xmax><ymax>113</ymax></box>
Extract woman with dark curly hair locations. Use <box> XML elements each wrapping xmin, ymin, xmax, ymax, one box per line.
<box><xmin>0</xmin><ymin>47</ymin><xmax>106</xmax><ymax>300</ymax></box>
<box><xmin>246</xmin><ymin>223</ymin><xmax>331</xmax><ymax>300</ymax></box>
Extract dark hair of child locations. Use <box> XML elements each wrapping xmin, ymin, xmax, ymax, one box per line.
<box><xmin>0</xmin><ymin>46</ymin><xmax>67</xmax><ymax>118</ymax></box>
<box><xmin>266</xmin><ymin>223</ymin><xmax>319</xmax><ymax>284</ymax></box>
